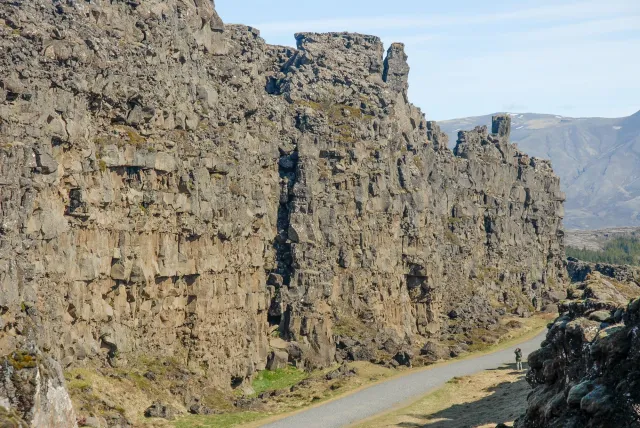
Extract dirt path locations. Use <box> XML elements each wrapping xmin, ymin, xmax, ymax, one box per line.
<box><xmin>259</xmin><ymin>331</ymin><xmax>545</xmax><ymax>428</ymax></box>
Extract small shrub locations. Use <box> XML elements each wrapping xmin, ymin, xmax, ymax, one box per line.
<box><xmin>413</xmin><ymin>156</ymin><xmax>424</xmax><ymax>171</ymax></box>
<box><xmin>444</xmin><ymin>230</ymin><xmax>459</xmax><ymax>244</ymax></box>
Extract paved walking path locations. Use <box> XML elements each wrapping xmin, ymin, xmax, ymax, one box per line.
<box><xmin>261</xmin><ymin>330</ymin><xmax>546</xmax><ymax>428</ymax></box>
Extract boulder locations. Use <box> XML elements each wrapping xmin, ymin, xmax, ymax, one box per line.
<box><xmin>588</xmin><ymin>310</ymin><xmax>612</xmax><ymax>323</ymax></box>
<box><xmin>567</xmin><ymin>381</ymin><xmax>593</xmax><ymax>407</ymax></box>
<box><xmin>420</xmin><ymin>341</ymin><xmax>447</xmax><ymax>361</ymax></box>
<box><xmin>0</xmin><ymin>349</ymin><xmax>78</xmax><ymax>428</ymax></box>
<box><xmin>144</xmin><ymin>402</ymin><xmax>176</xmax><ymax>420</ymax></box>
<box><xmin>346</xmin><ymin>345</ymin><xmax>375</xmax><ymax>362</ymax></box>
<box><xmin>393</xmin><ymin>350</ymin><xmax>412</xmax><ymax>367</ymax></box>
<box><xmin>325</xmin><ymin>363</ymin><xmax>356</xmax><ymax>380</ymax></box>
<box><xmin>266</xmin><ymin>350</ymin><xmax>288</xmax><ymax>370</ymax></box>
<box><xmin>580</xmin><ymin>386</ymin><xmax>612</xmax><ymax>415</ymax></box>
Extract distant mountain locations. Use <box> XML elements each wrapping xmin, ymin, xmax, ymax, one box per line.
<box><xmin>440</xmin><ymin>111</ymin><xmax>640</xmax><ymax>229</ymax></box>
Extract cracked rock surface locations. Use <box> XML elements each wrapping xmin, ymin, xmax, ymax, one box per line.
<box><xmin>1</xmin><ymin>0</ymin><xmax>565</xmax><ymax>424</ymax></box>
<box><xmin>516</xmin><ymin>262</ymin><xmax>640</xmax><ymax>428</ymax></box>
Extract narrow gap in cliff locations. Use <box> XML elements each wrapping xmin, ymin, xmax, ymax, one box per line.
<box><xmin>67</xmin><ymin>188</ymin><xmax>83</xmax><ymax>214</ymax></box>
<box><xmin>267</xmin><ymin>311</ymin><xmax>281</xmax><ymax>327</ymax></box>
<box><xmin>51</xmin><ymin>136</ymin><xmax>65</xmax><ymax>148</ymax></box>
<box><xmin>265</xmin><ymin>77</ymin><xmax>280</xmax><ymax>95</ymax></box>
<box><xmin>273</xmin><ymin>147</ymin><xmax>298</xmax><ymax>287</ymax></box>
<box><xmin>267</xmin><ymin>145</ymin><xmax>299</xmax><ymax>327</ymax></box>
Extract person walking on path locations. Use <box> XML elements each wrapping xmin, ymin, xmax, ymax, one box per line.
<box><xmin>515</xmin><ymin>347</ymin><xmax>523</xmax><ymax>370</ymax></box>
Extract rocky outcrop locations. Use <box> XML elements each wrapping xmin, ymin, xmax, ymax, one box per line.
<box><xmin>0</xmin><ymin>0</ymin><xmax>565</xmax><ymax>422</ymax></box>
<box><xmin>269</xmin><ymin>32</ymin><xmax>566</xmax><ymax>369</ymax></box>
<box><xmin>0</xmin><ymin>348</ymin><xmax>77</xmax><ymax>427</ymax></box>
<box><xmin>516</xmin><ymin>266</ymin><xmax>640</xmax><ymax>428</ymax></box>
<box><xmin>567</xmin><ymin>258</ymin><xmax>640</xmax><ymax>284</ymax></box>
<box><xmin>440</xmin><ymin>110</ymin><xmax>640</xmax><ymax>230</ymax></box>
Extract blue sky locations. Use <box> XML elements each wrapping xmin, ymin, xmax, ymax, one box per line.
<box><xmin>216</xmin><ymin>0</ymin><xmax>640</xmax><ymax>120</ymax></box>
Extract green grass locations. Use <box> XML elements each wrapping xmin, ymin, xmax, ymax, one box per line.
<box><xmin>66</xmin><ymin>377</ymin><xmax>92</xmax><ymax>391</ymax></box>
<box><xmin>251</xmin><ymin>366</ymin><xmax>308</xmax><ymax>396</ymax></box>
<box><xmin>172</xmin><ymin>367</ymin><xmax>307</xmax><ymax>428</ymax></box>
<box><xmin>332</xmin><ymin>316</ymin><xmax>373</xmax><ymax>340</ymax></box>
<box><xmin>173</xmin><ymin>412</ymin><xmax>264</xmax><ymax>428</ymax></box>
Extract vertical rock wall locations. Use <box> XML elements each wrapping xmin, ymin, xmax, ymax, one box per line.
<box><xmin>0</xmin><ymin>0</ymin><xmax>565</xmax><ymax>415</ymax></box>
<box><xmin>270</xmin><ymin>33</ymin><xmax>566</xmax><ymax>365</ymax></box>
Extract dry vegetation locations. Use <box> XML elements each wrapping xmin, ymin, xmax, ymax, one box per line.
<box><xmin>69</xmin><ymin>314</ymin><xmax>552</xmax><ymax>428</ymax></box>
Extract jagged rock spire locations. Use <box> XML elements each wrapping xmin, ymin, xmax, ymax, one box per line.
<box><xmin>492</xmin><ymin>114</ymin><xmax>511</xmax><ymax>138</ymax></box>
<box><xmin>383</xmin><ymin>43</ymin><xmax>410</xmax><ymax>94</ymax></box>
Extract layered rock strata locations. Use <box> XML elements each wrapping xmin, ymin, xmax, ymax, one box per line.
<box><xmin>517</xmin><ymin>264</ymin><xmax>640</xmax><ymax>427</ymax></box>
<box><xmin>0</xmin><ymin>0</ymin><xmax>565</xmax><ymax>421</ymax></box>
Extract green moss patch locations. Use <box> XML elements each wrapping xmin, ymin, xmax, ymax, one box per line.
<box><xmin>7</xmin><ymin>352</ymin><xmax>38</xmax><ymax>370</ymax></box>
<box><xmin>251</xmin><ymin>366</ymin><xmax>308</xmax><ymax>396</ymax></box>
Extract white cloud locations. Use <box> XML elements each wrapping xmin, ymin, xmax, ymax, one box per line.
<box><xmin>396</xmin><ymin>16</ymin><xmax>640</xmax><ymax>48</ymax></box>
<box><xmin>409</xmin><ymin>37</ymin><xmax>640</xmax><ymax>119</ymax></box>
<box><xmin>253</xmin><ymin>0</ymin><xmax>640</xmax><ymax>35</ymax></box>
<box><xmin>508</xmin><ymin>16</ymin><xmax>640</xmax><ymax>42</ymax></box>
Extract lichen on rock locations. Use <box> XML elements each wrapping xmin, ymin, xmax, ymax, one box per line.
<box><xmin>0</xmin><ymin>349</ymin><xmax>77</xmax><ymax>428</ymax></box>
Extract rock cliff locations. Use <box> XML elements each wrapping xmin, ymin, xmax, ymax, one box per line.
<box><xmin>0</xmin><ymin>0</ymin><xmax>565</xmax><ymax>423</ymax></box>
<box><xmin>441</xmin><ymin>110</ymin><xmax>640</xmax><ymax>229</ymax></box>
<box><xmin>516</xmin><ymin>263</ymin><xmax>640</xmax><ymax>427</ymax></box>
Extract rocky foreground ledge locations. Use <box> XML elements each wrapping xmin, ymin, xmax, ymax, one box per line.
<box><xmin>1</xmin><ymin>0</ymin><xmax>565</xmax><ymax>425</ymax></box>
<box><xmin>514</xmin><ymin>261</ymin><xmax>640</xmax><ymax>427</ymax></box>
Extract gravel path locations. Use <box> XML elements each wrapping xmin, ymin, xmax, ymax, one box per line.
<box><xmin>260</xmin><ymin>330</ymin><xmax>546</xmax><ymax>428</ymax></box>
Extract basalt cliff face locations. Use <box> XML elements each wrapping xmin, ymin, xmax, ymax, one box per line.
<box><xmin>517</xmin><ymin>262</ymin><xmax>640</xmax><ymax>428</ymax></box>
<box><xmin>0</xmin><ymin>0</ymin><xmax>565</xmax><ymax>424</ymax></box>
